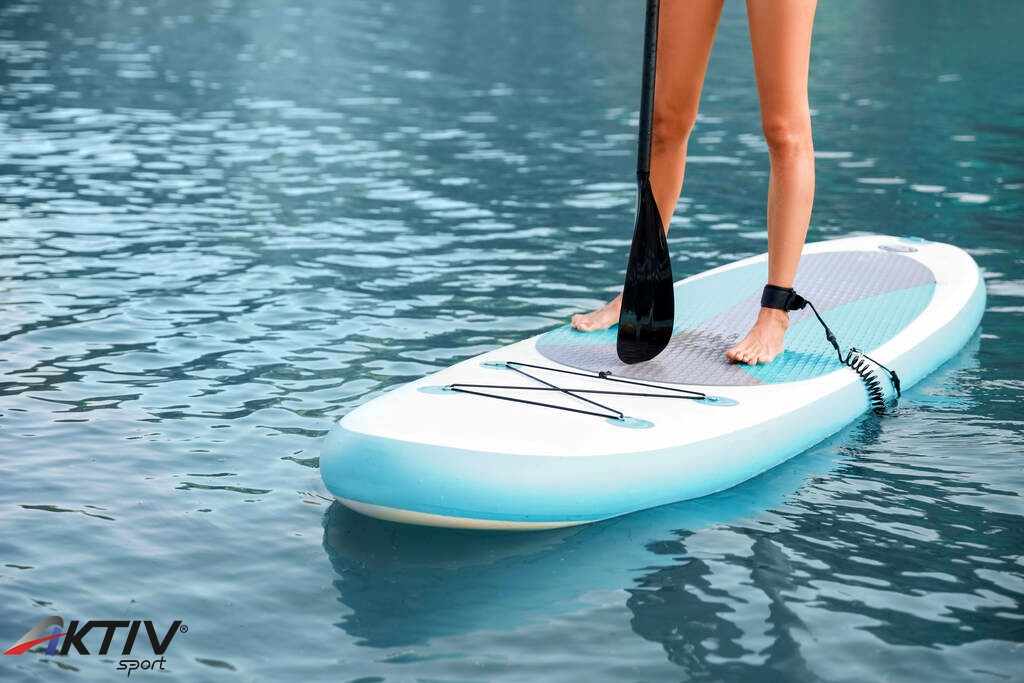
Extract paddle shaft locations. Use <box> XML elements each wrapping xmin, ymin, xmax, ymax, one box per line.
<box><xmin>636</xmin><ymin>0</ymin><xmax>659</xmax><ymax>179</ymax></box>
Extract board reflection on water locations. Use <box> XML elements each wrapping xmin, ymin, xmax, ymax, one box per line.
<box><xmin>322</xmin><ymin>435</ymin><xmax>845</xmax><ymax>650</ymax></box>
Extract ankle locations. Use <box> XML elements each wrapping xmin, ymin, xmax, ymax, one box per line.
<box><xmin>758</xmin><ymin>306</ymin><xmax>790</xmax><ymax>328</ymax></box>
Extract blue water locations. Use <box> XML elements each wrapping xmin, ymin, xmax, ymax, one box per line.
<box><xmin>2</xmin><ymin>1</ymin><xmax>1022</xmax><ymax>681</ymax></box>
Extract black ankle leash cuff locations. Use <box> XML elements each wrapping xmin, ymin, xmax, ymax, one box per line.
<box><xmin>761</xmin><ymin>284</ymin><xmax>807</xmax><ymax>312</ymax></box>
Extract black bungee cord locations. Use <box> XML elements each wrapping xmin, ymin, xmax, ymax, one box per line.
<box><xmin>447</xmin><ymin>361</ymin><xmax>706</xmax><ymax>421</ymax></box>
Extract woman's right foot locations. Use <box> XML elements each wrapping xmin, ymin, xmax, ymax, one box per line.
<box><xmin>571</xmin><ymin>293</ymin><xmax>622</xmax><ymax>331</ymax></box>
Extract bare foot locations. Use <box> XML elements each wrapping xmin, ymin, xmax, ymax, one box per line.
<box><xmin>571</xmin><ymin>293</ymin><xmax>622</xmax><ymax>332</ymax></box>
<box><xmin>725</xmin><ymin>307</ymin><xmax>789</xmax><ymax>365</ymax></box>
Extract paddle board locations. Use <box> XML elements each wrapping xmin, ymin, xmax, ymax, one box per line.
<box><xmin>320</xmin><ymin>235</ymin><xmax>984</xmax><ymax>529</ymax></box>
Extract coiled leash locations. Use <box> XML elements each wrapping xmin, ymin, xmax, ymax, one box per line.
<box><xmin>761</xmin><ymin>284</ymin><xmax>901</xmax><ymax>415</ymax></box>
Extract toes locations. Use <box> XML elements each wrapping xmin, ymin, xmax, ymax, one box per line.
<box><xmin>729</xmin><ymin>347</ymin><xmax>767</xmax><ymax>365</ymax></box>
<box><xmin>725</xmin><ymin>327</ymin><xmax>785</xmax><ymax>364</ymax></box>
<box><xmin>744</xmin><ymin>349</ymin><xmax>777</xmax><ymax>365</ymax></box>
<box><xmin>727</xmin><ymin>341</ymin><xmax>784</xmax><ymax>365</ymax></box>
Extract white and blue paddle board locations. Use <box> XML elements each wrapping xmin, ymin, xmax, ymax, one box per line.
<box><xmin>321</xmin><ymin>235</ymin><xmax>984</xmax><ymax>530</ymax></box>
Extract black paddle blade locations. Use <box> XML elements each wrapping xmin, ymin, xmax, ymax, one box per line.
<box><xmin>616</xmin><ymin>178</ymin><xmax>674</xmax><ymax>364</ymax></box>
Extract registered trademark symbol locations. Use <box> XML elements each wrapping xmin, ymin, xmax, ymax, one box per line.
<box><xmin>179</xmin><ymin>624</ymin><xmax>188</xmax><ymax>634</ymax></box>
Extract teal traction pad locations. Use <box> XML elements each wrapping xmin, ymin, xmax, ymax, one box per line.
<box><xmin>537</xmin><ymin>250</ymin><xmax>936</xmax><ymax>386</ymax></box>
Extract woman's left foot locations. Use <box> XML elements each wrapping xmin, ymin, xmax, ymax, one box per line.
<box><xmin>725</xmin><ymin>307</ymin><xmax>789</xmax><ymax>365</ymax></box>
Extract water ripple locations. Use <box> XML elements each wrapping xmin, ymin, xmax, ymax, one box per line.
<box><xmin>1</xmin><ymin>0</ymin><xmax>1022</xmax><ymax>681</ymax></box>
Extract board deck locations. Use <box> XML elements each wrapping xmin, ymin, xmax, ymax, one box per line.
<box><xmin>320</xmin><ymin>235</ymin><xmax>985</xmax><ymax>530</ymax></box>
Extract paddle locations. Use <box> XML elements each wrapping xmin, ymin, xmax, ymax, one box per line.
<box><xmin>616</xmin><ymin>0</ymin><xmax>674</xmax><ymax>365</ymax></box>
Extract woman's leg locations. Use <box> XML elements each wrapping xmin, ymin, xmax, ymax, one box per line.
<box><xmin>572</xmin><ymin>0</ymin><xmax>725</xmax><ymax>332</ymax></box>
<box><xmin>725</xmin><ymin>0</ymin><xmax>817</xmax><ymax>364</ymax></box>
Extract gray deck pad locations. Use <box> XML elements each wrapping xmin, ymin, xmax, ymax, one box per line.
<box><xmin>536</xmin><ymin>250</ymin><xmax>936</xmax><ymax>386</ymax></box>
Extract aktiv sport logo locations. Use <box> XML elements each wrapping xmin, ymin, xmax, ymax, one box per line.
<box><xmin>5</xmin><ymin>616</ymin><xmax>187</xmax><ymax>676</ymax></box>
